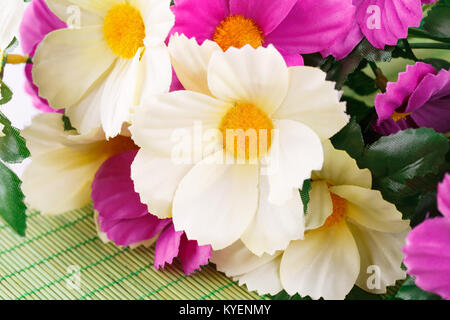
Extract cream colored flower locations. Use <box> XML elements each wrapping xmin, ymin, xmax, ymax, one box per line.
<box><xmin>33</xmin><ymin>0</ymin><xmax>174</xmax><ymax>138</ymax></box>
<box><xmin>0</xmin><ymin>0</ymin><xmax>24</xmax><ymax>52</ymax></box>
<box><xmin>212</xmin><ymin>141</ymin><xmax>411</xmax><ymax>300</ymax></box>
<box><xmin>21</xmin><ymin>113</ymin><xmax>137</xmax><ymax>215</ymax></box>
<box><xmin>130</xmin><ymin>35</ymin><xmax>348</xmax><ymax>255</ymax></box>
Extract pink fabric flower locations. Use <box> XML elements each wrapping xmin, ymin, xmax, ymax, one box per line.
<box><xmin>403</xmin><ymin>174</ymin><xmax>450</xmax><ymax>300</ymax></box>
<box><xmin>19</xmin><ymin>0</ymin><xmax>66</xmax><ymax>113</ymax></box>
<box><xmin>92</xmin><ymin>150</ymin><xmax>211</xmax><ymax>275</ymax></box>
<box><xmin>170</xmin><ymin>0</ymin><xmax>356</xmax><ymax>66</ymax></box>
<box><xmin>324</xmin><ymin>0</ymin><xmax>435</xmax><ymax>60</ymax></box>
<box><xmin>373</xmin><ymin>62</ymin><xmax>450</xmax><ymax>135</ymax></box>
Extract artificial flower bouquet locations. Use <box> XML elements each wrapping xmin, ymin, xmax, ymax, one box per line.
<box><xmin>0</xmin><ymin>0</ymin><xmax>449</xmax><ymax>300</ymax></box>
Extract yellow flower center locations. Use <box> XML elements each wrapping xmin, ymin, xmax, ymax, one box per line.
<box><xmin>319</xmin><ymin>191</ymin><xmax>347</xmax><ymax>229</ymax></box>
<box><xmin>219</xmin><ymin>103</ymin><xmax>274</xmax><ymax>160</ymax></box>
<box><xmin>391</xmin><ymin>111</ymin><xmax>411</xmax><ymax>122</ymax></box>
<box><xmin>213</xmin><ymin>15</ymin><xmax>265</xmax><ymax>51</ymax></box>
<box><xmin>103</xmin><ymin>3</ymin><xmax>145</xmax><ymax>59</ymax></box>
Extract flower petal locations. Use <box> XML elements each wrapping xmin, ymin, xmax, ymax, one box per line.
<box><xmin>170</xmin><ymin>0</ymin><xmax>229</xmax><ymax>45</ymax></box>
<box><xmin>207</xmin><ymin>45</ymin><xmax>289</xmax><ymax>115</ymax></box>
<box><xmin>403</xmin><ymin>218</ymin><xmax>450</xmax><ymax>300</ymax></box>
<box><xmin>154</xmin><ymin>224</ymin><xmax>183</xmax><ymax>269</ymax></box>
<box><xmin>0</xmin><ymin>0</ymin><xmax>25</xmax><ymax>50</ymax></box>
<box><xmin>92</xmin><ymin>150</ymin><xmax>171</xmax><ymax>246</ymax></box>
<box><xmin>178</xmin><ymin>234</ymin><xmax>212</xmax><ymax>275</ymax></box>
<box><xmin>273</xmin><ymin>66</ymin><xmax>348</xmax><ymax>140</ymax></box>
<box><xmin>130</xmin><ymin>90</ymin><xmax>228</xmax><ymax>158</ymax></box>
<box><xmin>137</xmin><ymin>44</ymin><xmax>172</xmax><ymax>103</ymax></box>
<box><xmin>331</xmin><ymin>185</ymin><xmax>410</xmax><ymax>233</ymax></box>
<box><xmin>305</xmin><ymin>180</ymin><xmax>333</xmax><ymax>230</ymax></box>
<box><xmin>44</xmin><ymin>0</ymin><xmax>120</xmax><ymax>26</ymax></box>
<box><xmin>172</xmin><ymin>152</ymin><xmax>259</xmax><ymax>250</ymax></box>
<box><xmin>312</xmin><ymin>140</ymin><xmax>372</xmax><ymax>189</ymax></box>
<box><xmin>280</xmin><ymin>222</ymin><xmax>360</xmax><ymax>300</ymax></box>
<box><xmin>265</xmin><ymin>0</ymin><xmax>356</xmax><ymax>54</ymax></box>
<box><xmin>241</xmin><ymin>174</ymin><xmax>304</xmax><ymax>256</ymax></box>
<box><xmin>357</xmin><ymin>0</ymin><xmax>422</xmax><ymax>49</ymax></box>
<box><xmin>131</xmin><ymin>149</ymin><xmax>193</xmax><ymax>219</ymax></box>
<box><xmin>211</xmin><ymin>240</ymin><xmax>280</xmax><ymax>277</ymax></box>
<box><xmin>347</xmin><ymin>222</ymin><xmax>408</xmax><ymax>294</ymax></box>
<box><xmin>100</xmin><ymin>52</ymin><xmax>142</xmax><ymax>139</ymax></box>
<box><xmin>229</xmin><ymin>0</ymin><xmax>297</xmax><ymax>35</ymax></box>
<box><xmin>234</xmin><ymin>256</ymin><xmax>283</xmax><ymax>296</ymax></box>
<box><xmin>32</xmin><ymin>26</ymin><xmax>116</xmax><ymax>109</ymax></box>
<box><xmin>265</xmin><ymin>119</ymin><xmax>323</xmax><ymax>205</ymax></box>
<box><xmin>168</xmin><ymin>33</ymin><xmax>221</xmax><ymax>95</ymax></box>
<box><xmin>136</xmin><ymin>0</ymin><xmax>174</xmax><ymax>46</ymax></box>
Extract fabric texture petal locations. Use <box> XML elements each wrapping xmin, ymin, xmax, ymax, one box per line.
<box><xmin>172</xmin><ymin>152</ymin><xmax>259</xmax><ymax>250</ymax></box>
<box><xmin>92</xmin><ymin>150</ymin><xmax>171</xmax><ymax>246</ymax></box>
<box><xmin>281</xmin><ymin>222</ymin><xmax>360</xmax><ymax>300</ymax></box>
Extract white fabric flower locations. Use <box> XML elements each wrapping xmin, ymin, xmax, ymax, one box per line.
<box><xmin>32</xmin><ymin>0</ymin><xmax>174</xmax><ymax>138</ymax></box>
<box><xmin>130</xmin><ymin>35</ymin><xmax>348</xmax><ymax>255</ymax></box>
<box><xmin>213</xmin><ymin>141</ymin><xmax>410</xmax><ymax>300</ymax></box>
<box><xmin>0</xmin><ymin>0</ymin><xmax>24</xmax><ymax>51</ymax></box>
<box><xmin>21</xmin><ymin>113</ymin><xmax>137</xmax><ymax>215</ymax></box>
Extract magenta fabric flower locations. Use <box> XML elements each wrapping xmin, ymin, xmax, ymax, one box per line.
<box><xmin>19</xmin><ymin>0</ymin><xmax>66</xmax><ymax>113</ymax></box>
<box><xmin>170</xmin><ymin>0</ymin><xmax>356</xmax><ymax>66</ymax></box>
<box><xmin>373</xmin><ymin>62</ymin><xmax>450</xmax><ymax>135</ymax></box>
<box><xmin>323</xmin><ymin>0</ymin><xmax>435</xmax><ymax>60</ymax></box>
<box><xmin>92</xmin><ymin>150</ymin><xmax>211</xmax><ymax>275</ymax></box>
<box><xmin>403</xmin><ymin>174</ymin><xmax>450</xmax><ymax>300</ymax></box>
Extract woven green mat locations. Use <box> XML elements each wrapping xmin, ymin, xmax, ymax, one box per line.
<box><xmin>0</xmin><ymin>205</ymin><xmax>265</xmax><ymax>300</ymax></box>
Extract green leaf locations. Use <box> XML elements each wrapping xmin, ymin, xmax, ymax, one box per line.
<box><xmin>422</xmin><ymin>58</ymin><xmax>450</xmax><ymax>72</ymax></box>
<box><xmin>342</xmin><ymin>96</ymin><xmax>374</xmax><ymax>124</ymax></box>
<box><xmin>0</xmin><ymin>161</ymin><xmax>27</xmax><ymax>236</ymax></box>
<box><xmin>0</xmin><ymin>111</ymin><xmax>30</xmax><ymax>163</ymax></box>
<box><xmin>344</xmin><ymin>71</ymin><xmax>378</xmax><ymax>96</ymax></box>
<box><xmin>356</xmin><ymin>39</ymin><xmax>394</xmax><ymax>62</ymax></box>
<box><xmin>423</xmin><ymin>4</ymin><xmax>450</xmax><ymax>39</ymax></box>
<box><xmin>299</xmin><ymin>179</ymin><xmax>311</xmax><ymax>215</ymax></box>
<box><xmin>62</xmin><ymin>114</ymin><xmax>76</xmax><ymax>131</ymax></box>
<box><xmin>330</xmin><ymin>119</ymin><xmax>365</xmax><ymax>161</ymax></box>
<box><xmin>270</xmin><ymin>291</ymin><xmax>311</xmax><ymax>300</ymax></box>
<box><xmin>345</xmin><ymin>286</ymin><xmax>382</xmax><ymax>300</ymax></box>
<box><xmin>395</xmin><ymin>277</ymin><xmax>442</xmax><ymax>300</ymax></box>
<box><xmin>0</xmin><ymin>79</ymin><xmax>13</xmax><ymax>105</ymax></box>
<box><xmin>359</xmin><ymin>128</ymin><xmax>449</xmax><ymax>199</ymax></box>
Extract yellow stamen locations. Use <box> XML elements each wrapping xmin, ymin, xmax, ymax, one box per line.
<box><xmin>319</xmin><ymin>191</ymin><xmax>347</xmax><ymax>229</ymax></box>
<box><xmin>391</xmin><ymin>111</ymin><xmax>411</xmax><ymax>122</ymax></box>
<box><xmin>213</xmin><ymin>15</ymin><xmax>264</xmax><ymax>51</ymax></box>
<box><xmin>6</xmin><ymin>54</ymin><xmax>29</xmax><ymax>64</ymax></box>
<box><xmin>103</xmin><ymin>3</ymin><xmax>145</xmax><ymax>59</ymax></box>
<box><xmin>219</xmin><ymin>103</ymin><xmax>274</xmax><ymax>160</ymax></box>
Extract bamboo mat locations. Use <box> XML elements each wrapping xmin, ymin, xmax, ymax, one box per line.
<box><xmin>0</xmin><ymin>205</ymin><xmax>265</xmax><ymax>300</ymax></box>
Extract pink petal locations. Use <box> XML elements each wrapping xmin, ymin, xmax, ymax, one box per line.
<box><xmin>178</xmin><ymin>234</ymin><xmax>212</xmax><ymax>275</ymax></box>
<box><xmin>403</xmin><ymin>218</ymin><xmax>450</xmax><ymax>300</ymax></box>
<box><xmin>409</xmin><ymin>68</ymin><xmax>450</xmax><ymax>133</ymax></box>
<box><xmin>229</xmin><ymin>0</ymin><xmax>297</xmax><ymax>35</ymax></box>
<box><xmin>321</xmin><ymin>19</ymin><xmax>364</xmax><ymax>60</ymax></box>
<box><xmin>375</xmin><ymin>62</ymin><xmax>436</xmax><ymax>122</ymax></box>
<box><xmin>438</xmin><ymin>174</ymin><xmax>450</xmax><ymax>218</ymax></box>
<box><xmin>357</xmin><ymin>0</ymin><xmax>422</xmax><ymax>49</ymax></box>
<box><xmin>19</xmin><ymin>0</ymin><xmax>66</xmax><ymax>55</ymax></box>
<box><xmin>277</xmin><ymin>49</ymin><xmax>304</xmax><ymax>67</ymax></box>
<box><xmin>154</xmin><ymin>224</ymin><xmax>184</xmax><ymax>269</ymax></box>
<box><xmin>170</xmin><ymin>0</ymin><xmax>229</xmax><ymax>44</ymax></box>
<box><xmin>92</xmin><ymin>151</ymin><xmax>171</xmax><ymax>247</ymax></box>
<box><xmin>19</xmin><ymin>0</ymin><xmax>66</xmax><ymax>113</ymax></box>
<box><xmin>265</xmin><ymin>0</ymin><xmax>356</xmax><ymax>54</ymax></box>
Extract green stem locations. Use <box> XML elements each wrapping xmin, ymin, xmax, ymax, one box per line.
<box><xmin>400</xmin><ymin>42</ymin><xmax>450</xmax><ymax>50</ymax></box>
<box><xmin>408</xmin><ymin>28</ymin><xmax>450</xmax><ymax>44</ymax></box>
<box><xmin>402</xmin><ymin>39</ymin><xmax>419</xmax><ymax>62</ymax></box>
